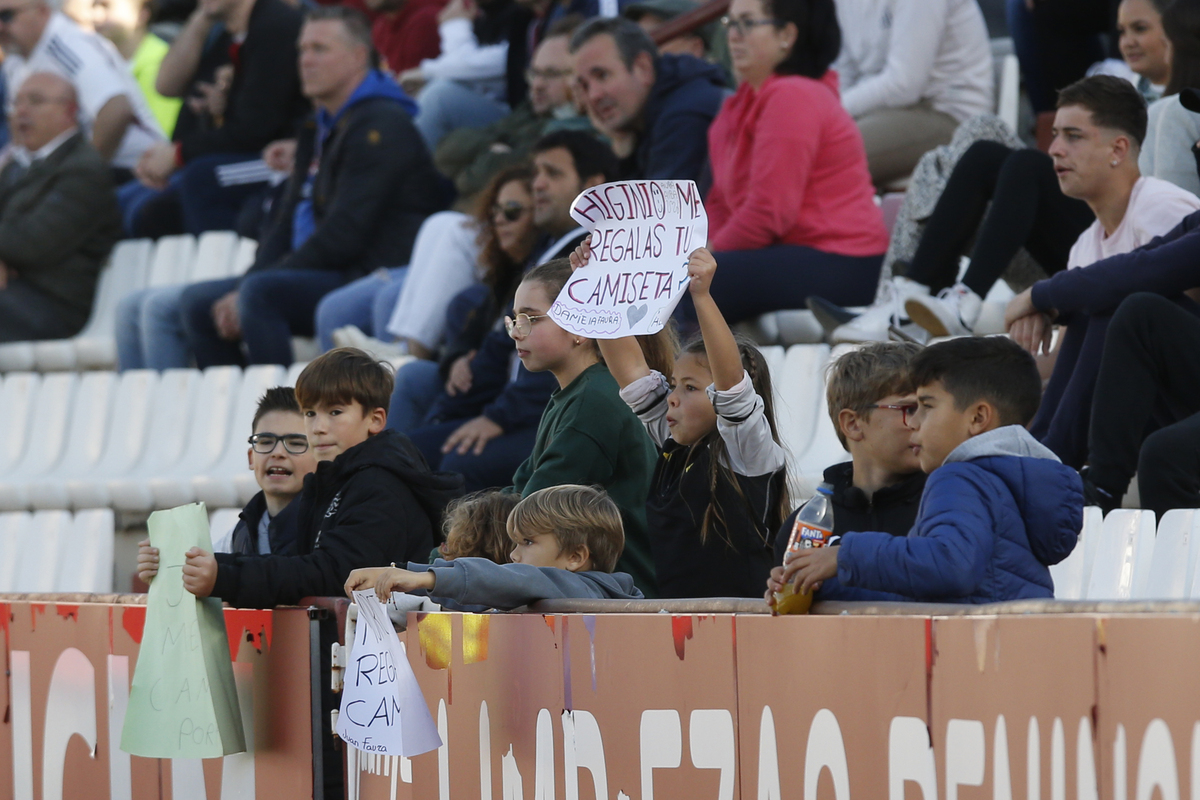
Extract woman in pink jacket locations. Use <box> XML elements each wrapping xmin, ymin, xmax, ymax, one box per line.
<box><xmin>690</xmin><ymin>0</ymin><xmax>889</xmax><ymax>325</ymax></box>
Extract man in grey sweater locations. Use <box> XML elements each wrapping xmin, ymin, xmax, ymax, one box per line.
<box><xmin>0</xmin><ymin>72</ymin><xmax>121</xmax><ymax>341</ymax></box>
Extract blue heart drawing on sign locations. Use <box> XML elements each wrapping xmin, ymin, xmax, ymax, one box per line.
<box><xmin>627</xmin><ymin>303</ymin><xmax>648</xmax><ymax>328</ymax></box>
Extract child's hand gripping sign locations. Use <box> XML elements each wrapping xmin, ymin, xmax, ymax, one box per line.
<box><xmin>550</xmin><ymin>180</ymin><xmax>708</xmax><ymax>338</ymax></box>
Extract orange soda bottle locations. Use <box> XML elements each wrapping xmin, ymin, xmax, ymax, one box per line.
<box><xmin>774</xmin><ymin>483</ymin><xmax>834</xmax><ymax>615</ymax></box>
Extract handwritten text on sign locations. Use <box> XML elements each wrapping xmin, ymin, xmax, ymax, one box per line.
<box><xmin>336</xmin><ymin>591</ymin><xmax>441</xmax><ymax>757</ymax></box>
<box><xmin>550</xmin><ymin>180</ymin><xmax>707</xmax><ymax>338</ymax></box>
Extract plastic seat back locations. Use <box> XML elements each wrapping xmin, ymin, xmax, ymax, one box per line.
<box><xmin>232</xmin><ymin>237</ymin><xmax>257</xmax><ymax>276</ymax></box>
<box><xmin>792</xmin><ymin>344</ymin><xmax>852</xmax><ymax>489</ymax></box>
<box><xmin>189</xmin><ymin>231</ymin><xmax>240</xmax><ymax>281</ymax></box>
<box><xmin>53</xmin><ymin>371</ymin><xmax>119</xmax><ymax>476</ymax></box>
<box><xmin>774</xmin><ymin>344</ymin><xmax>830</xmax><ymax>467</ymax></box>
<box><xmin>57</xmin><ymin>509</ymin><xmax>115</xmax><ymax>593</ymax></box>
<box><xmin>209</xmin><ymin>508</ymin><xmax>243</xmax><ymax>553</ymax></box>
<box><xmin>1136</xmin><ymin>509</ymin><xmax>1198</xmax><ymax>600</ymax></box>
<box><xmin>284</xmin><ymin>361</ymin><xmax>308</xmax><ymax>387</ymax></box>
<box><xmin>205</xmin><ymin>364</ymin><xmax>285</xmax><ymax>476</ymax></box>
<box><xmin>89</xmin><ymin>369</ymin><xmax>158</xmax><ymax>478</ymax></box>
<box><xmin>128</xmin><ymin>370</ymin><xmax>203</xmax><ymax>476</ymax></box>
<box><xmin>172</xmin><ymin>366</ymin><xmax>243</xmax><ymax>473</ymax></box>
<box><xmin>14</xmin><ymin>510</ymin><xmax>71</xmax><ymax>592</ymax></box>
<box><xmin>0</xmin><ymin>373</ymin><xmax>40</xmax><ymax>475</ymax></box>
<box><xmin>146</xmin><ymin>234</ymin><xmax>197</xmax><ymax>288</ymax></box>
<box><xmin>1085</xmin><ymin>509</ymin><xmax>1156</xmax><ymax>600</ymax></box>
<box><xmin>1050</xmin><ymin>506</ymin><xmax>1100</xmax><ymax>600</ymax></box>
<box><xmin>0</xmin><ymin>511</ymin><xmax>26</xmax><ymax>590</ymax></box>
<box><xmin>9</xmin><ymin>373</ymin><xmax>76</xmax><ymax>478</ymax></box>
<box><xmin>78</xmin><ymin>238</ymin><xmax>154</xmax><ymax>339</ymax></box>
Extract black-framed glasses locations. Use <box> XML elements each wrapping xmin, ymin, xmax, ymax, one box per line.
<box><xmin>491</xmin><ymin>202</ymin><xmax>528</xmax><ymax>223</ymax></box>
<box><xmin>249</xmin><ymin>432</ymin><xmax>310</xmax><ymax>454</ymax></box>
<box><xmin>720</xmin><ymin>15</ymin><xmax>781</xmax><ymax>35</ymax></box>
<box><xmin>504</xmin><ymin>313</ymin><xmax>550</xmax><ymax>337</ymax></box>
<box><xmin>866</xmin><ymin>403</ymin><xmax>919</xmax><ymax>426</ymax></box>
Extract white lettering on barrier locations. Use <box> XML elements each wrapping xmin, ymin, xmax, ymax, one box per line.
<box><xmin>11</xmin><ymin>650</ymin><xmax>34</xmax><ymax>800</ymax></box>
<box><xmin>171</xmin><ymin>758</ymin><xmax>206</xmax><ymax>800</ymax></box>
<box><xmin>1116</xmin><ymin>724</ymin><xmax>1128</xmax><ymax>800</ymax></box>
<box><xmin>1079</xmin><ymin>716</ymin><xmax>1099</xmax><ymax>800</ymax></box>
<box><xmin>1029</xmin><ymin>717</ymin><xmax>1041</xmax><ymax>800</ymax></box>
<box><xmin>995</xmin><ymin>716</ymin><xmax>1013</xmax><ymax>800</ymax></box>
<box><xmin>438</xmin><ymin>699</ymin><xmax>449</xmax><ymax>800</ymax></box>
<box><xmin>562</xmin><ymin>709</ymin><xmax>607</xmax><ymax>800</ymax></box>
<box><xmin>1137</xmin><ymin>719</ymin><xmax>1180</xmax><ymax>800</ymax></box>
<box><xmin>640</xmin><ymin>709</ymin><xmax>682</xmax><ymax>800</ymax></box>
<box><xmin>107</xmin><ymin>655</ymin><xmax>133</xmax><ymax>800</ymax></box>
<box><xmin>43</xmin><ymin>648</ymin><xmax>98</xmax><ymax>800</ymax></box>
<box><xmin>757</xmin><ymin>706</ymin><xmax>781</xmax><ymax>800</ymax></box>
<box><xmin>804</xmin><ymin>709</ymin><xmax>850</xmax><ymax>800</ymax></box>
<box><xmin>535</xmin><ymin>709</ymin><xmax>554</xmax><ymax>800</ymax></box>
<box><xmin>1052</xmin><ymin>717</ymin><xmax>1066</xmax><ymax>800</ymax></box>
<box><xmin>946</xmin><ymin>719</ymin><xmax>985</xmax><ymax>800</ymax></box>
<box><xmin>1192</xmin><ymin>724</ymin><xmax>1200</xmax><ymax>800</ymax></box>
<box><xmin>481</xmin><ymin>701</ymin><xmax>492</xmax><ymax>800</ymax></box>
<box><xmin>890</xmin><ymin>716</ymin><xmax>938</xmax><ymax>800</ymax></box>
<box><xmin>503</xmin><ymin>744</ymin><xmax>524</xmax><ymax>800</ymax></box>
<box><xmin>219</xmin><ymin>662</ymin><xmax>256</xmax><ymax>800</ymax></box>
<box><xmin>690</xmin><ymin>709</ymin><xmax>736</xmax><ymax>800</ymax></box>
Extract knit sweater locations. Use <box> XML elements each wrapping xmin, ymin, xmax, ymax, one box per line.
<box><xmin>706</xmin><ymin>72</ymin><xmax>888</xmax><ymax>256</ymax></box>
<box><xmin>511</xmin><ymin>363</ymin><xmax>659</xmax><ymax>596</ymax></box>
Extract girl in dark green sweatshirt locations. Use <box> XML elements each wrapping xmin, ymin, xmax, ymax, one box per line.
<box><xmin>505</xmin><ymin>259</ymin><xmax>672</xmax><ymax>597</ymax></box>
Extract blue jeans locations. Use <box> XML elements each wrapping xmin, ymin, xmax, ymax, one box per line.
<box><xmin>387</xmin><ymin>358</ymin><xmax>443</xmax><ymax>433</ymax></box>
<box><xmin>115</xmin><ymin>285</ymin><xmax>191</xmax><ymax>370</ymax></box>
<box><xmin>180</xmin><ymin>270</ymin><xmax>350</xmax><ymax>367</ymax></box>
<box><xmin>314</xmin><ymin>267</ymin><xmax>407</xmax><ymax>351</ymax></box>
<box><xmin>414</xmin><ymin>79</ymin><xmax>509</xmax><ymax>151</ymax></box>
<box><xmin>408</xmin><ymin>418</ymin><xmax>539</xmax><ymax>492</ymax></box>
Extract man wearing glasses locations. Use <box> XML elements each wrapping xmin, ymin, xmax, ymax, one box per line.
<box><xmin>210</xmin><ymin>386</ymin><xmax>317</xmax><ymax>555</ymax></box>
<box><xmin>0</xmin><ymin>0</ymin><xmax>164</xmax><ymax>173</ymax></box>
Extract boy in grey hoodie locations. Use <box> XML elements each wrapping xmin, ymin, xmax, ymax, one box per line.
<box><xmin>782</xmin><ymin>337</ymin><xmax>1083</xmax><ymax>604</ymax></box>
<box><xmin>345</xmin><ymin>484</ymin><xmax>644</xmax><ymax>609</ymax></box>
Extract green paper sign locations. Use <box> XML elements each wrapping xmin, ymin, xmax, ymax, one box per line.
<box><xmin>120</xmin><ymin>503</ymin><xmax>246</xmax><ymax>758</ymax></box>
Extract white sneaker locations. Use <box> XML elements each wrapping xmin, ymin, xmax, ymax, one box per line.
<box><xmin>904</xmin><ymin>283</ymin><xmax>983</xmax><ymax>337</ymax></box>
<box><xmin>331</xmin><ymin>325</ymin><xmax>412</xmax><ymax>366</ymax></box>
<box><xmin>831</xmin><ymin>277</ymin><xmax>930</xmax><ymax>343</ymax></box>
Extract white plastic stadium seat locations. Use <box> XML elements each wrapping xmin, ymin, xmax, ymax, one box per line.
<box><xmin>0</xmin><ymin>511</ymin><xmax>26</xmax><ymax>591</ymax></box>
<box><xmin>189</xmin><ymin>231</ymin><xmax>240</xmax><ymax>281</ymax></box>
<box><xmin>147</xmin><ymin>366</ymin><xmax>244</xmax><ymax>509</ymax></box>
<box><xmin>1084</xmin><ymin>509</ymin><xmax>1156</xmax><ymax>600</ymax></box>
<box><xmin>107</xmin><ymin>369</ymin><xmax>204</xmax><ymax>511</ymax></box>
<box><xmin>774</xmin><ymin>345</ymin><xmax>830</xmax><ymax>462</ymax></box>
<box><xmin>1137</xmin><ymin>508</ymin><xmax>1200</xmax><ymax>600</ymax></box>
<box><xmin>0</xmin><ymin>371</ymin><xmax>117</xmax><ymax>510</ymax></box>
<box><xmin>0</xmin><ymin>374</ymin><xmax>77</xmax><ymax>503</ymax></box>
<box><xmin>0</xmin><ymin>341</ymin><xmax>35</xmax><ymax>372</ymax></box>
<box><xmin>32</xmin><ymin>238</ymin><xmax>154</xmax><ymax>371</ymax></box>
<box><xmin>146</xmin><ymin>234</ymin><xmax>198</xmax><ymax>287</ymax></box>
<box><xmin>284</xmin><ymin>361</ymin><xmax>308</xmax><ymax>387</ymax></box>
<box><xmin>292</xmin><ymin>337</ymin><xmax>321</xmax><ymax>363</ymax></box>
<box><xmin>996</xmin><ymin>53</ymin><xmax>1020</xmax><ymax>134</ymax></box>
<box><xmin>29</xmin><ymin>370</ymin><xmax>157</xmax><ymax>509</ymax></box>
<box><xmin>792</xmin><ymin>344</ymin><xmax>852</xmax><ymax>492</ymax></box>
<box><xmin>55</xmin><ymin>509</ymin><xmax>115</xmax><ymax>593</ymax></box>
<box><xmin>209</xmin><ymin>508</ymin><xmax>243</xmax><ymax>553</ymax></box>
<box><xmin>1051</xmin><ymin>506</ymin><xmax>1101</xmax><ymax>600</ymax></box>
<box><xmin>233</xmin><ymin>237</ymin><xmax>257</xmax><ymax>276</ymax></box>
<box><xmin>743</xmin><ymin>311</ymin><xmax>825</xmax><ymax>347</ymax></box>
<box><xmin>0</xmin><ymin>373</ymin><xmax>41</xmax><ymax>475</ymax></box>
<box><xmin>192</xmin><ymin>364</ymin><xmax>286</xmax><ymax>508</ymax></box>
<box><xmin>13</xmin><ymin>510</ymin><xmax>72</xmax><ymax>592</ymax></box>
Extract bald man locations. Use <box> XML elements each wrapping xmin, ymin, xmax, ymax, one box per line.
<box><xmin>0</xmin><ymin>71</ymin><xmax>121</xmax><ymax>341</ymax></box>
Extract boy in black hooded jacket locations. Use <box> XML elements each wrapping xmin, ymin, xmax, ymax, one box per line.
<box><xmin>137</xmin><ymin>347</ymin><xmax>464</xmax><ymax>607</ymax></box>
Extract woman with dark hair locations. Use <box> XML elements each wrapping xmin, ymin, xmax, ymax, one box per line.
<box><xmin>388</xmin><ymin>164</ymin><xmax>538</xmax><ymax>433</ymax></box>
<box><xmin>1142</xmin><ymin>0</ymin><xmax>1200</xmax><ymax>195</ymax></box>
<box><xmin>684</xmin><ymin>0</ymin><xmax>888</xmax><ymax>326</ymax></box>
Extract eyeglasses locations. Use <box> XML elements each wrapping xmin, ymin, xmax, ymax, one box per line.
<box><xmin>720</xmin><ymin>15</ymin><xmax>781</xmax><ymax>36</ymax></box>
<box><xmin>249</xmin><ymin>432</ymin><xmax>310</xmax><ymax>454</ymax></box>
<box><xmin>491</xmin><ymin>202</ymin><xmax>528</xmax><ymax>223</ymax></box>
<box><xmin>504</xmin><ymin>313</ymin><xmax>550</xmax><ymax>337</ymax></box>
<box><xmin>866</xmin><ymin>403</ymin><xmax>919</xmax><ymax>426</ymax></box>
<box><xmin>0</xmin><ymin>3</ymin><xmax>34</xmax><ymax>24</ymax></box>
<box><xmin>525</xmin><ymin>67</ymin><xmax>573</xmax><ymax>83</ymax></box>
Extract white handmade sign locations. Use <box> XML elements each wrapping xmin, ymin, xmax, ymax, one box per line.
<box><xmin>336</xmin><ymin>591</ymin><xmax>441</xmax><ymax>757</ymax></box>
<box><xmin>549</xmin><ymin>179</ymin><xmax>707</xmax><ymax>338</ymax></box>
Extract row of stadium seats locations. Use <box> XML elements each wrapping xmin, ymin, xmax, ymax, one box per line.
<box><xmin>1051</xmin><ymin>507</ymin><xmax>1200</xmax><ymax>600</ymax></box>
<box><xmin>0</xmin><ymin>345</ymin><xmax>848</xmax><ymax>514</ymax></box>
<box><xmin>0</xmin><ymin>231</ymin><xmax>257</xmax><ymax>373</ymax></box>
<box><xmin>0</xmin><ymin>509</ymin><xmax>114</xmax><ymax>593</ymax></box>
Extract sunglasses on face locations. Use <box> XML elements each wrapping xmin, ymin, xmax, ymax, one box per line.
<box><xmin>491</xmin><ymin>202</ymin><xmax>528</xmax><ymax>223</ymax></box>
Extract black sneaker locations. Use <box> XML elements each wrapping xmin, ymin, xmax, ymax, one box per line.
<box><xmin>806</xmin><ymin>295</ymin><xmax>860</xmax><ymax>336</ymax></box>
<box><xmin>1080</xmin><ymin>467</ymin><xmax>1121</xmax><ymax>515</ymax></box>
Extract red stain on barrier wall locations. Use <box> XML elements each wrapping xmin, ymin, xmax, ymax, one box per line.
<box><xmin>55</xmin><ymin>604</ymin><xmax>79</xmax><ymax>622</ymax></box>
<box><xmin>122</xmin><ymin>604</ymin><xmax>146</xmax><ymax>644</ymax></box>
<box><xmin>226</xmin><ymin>609</ymin><xmax>275</xmax><ymax>661</ymax></box>
<box><xmin>672</xmin><ymin>615</ymin><xmax>693</xmax><ymax>660</ymax></box>
<box><xmin>30</xmin><ymin>603</ymin><xmax>46</xmax><ymax>630</ymax></box>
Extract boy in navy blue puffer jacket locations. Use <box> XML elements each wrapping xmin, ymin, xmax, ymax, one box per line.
<box><xmin>785</xmin><ymin>337</ymin><xmax>1083</xmax><ymax>604</ymax></box>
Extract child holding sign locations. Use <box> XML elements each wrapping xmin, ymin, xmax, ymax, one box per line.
<box><xmin>504</xmin><ymin>258</ymin><xmax>673</xmax><ymax>597</ymax></box>
<box><xmin>570</xmin><ymin>243</ymin><xmax>790</xmax><ymax>598</ymax></box>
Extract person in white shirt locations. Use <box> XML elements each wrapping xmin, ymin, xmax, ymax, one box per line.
<box><xmin>1003</xmin><ymin>75</ymin><xmax>1200</xmax><ymax>467</ymax></box>
<box><xmin>0</xmin><ymin>0</ymin><xmax>163</xmax><ymax>170</ymax></box>
<box><xmin>832</xmin><ymin>0</ymin><xmax>994</xmax><ymax>186</ymax></box>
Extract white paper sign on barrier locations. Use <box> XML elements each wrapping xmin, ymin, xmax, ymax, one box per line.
<box><xmin>549</xmin><ymin>179</ymin><xmax>708</xmax><ymax>338</ymax></box>
<box><xmin>336</xmin><ymin>591</ymin><xmax>441</xmax><ymax>757</ymax></box>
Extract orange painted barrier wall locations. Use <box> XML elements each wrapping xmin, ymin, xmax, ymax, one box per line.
<box><xmin>0</xmin><ymin>598</ymin><xmax>313</xmax><ymax>800</ymax></box>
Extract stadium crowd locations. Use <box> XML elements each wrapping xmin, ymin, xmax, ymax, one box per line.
<box><xmin>7</xmin><ymin>0</ymin><xmax>1200</xmax><ymax>791</ymax></box>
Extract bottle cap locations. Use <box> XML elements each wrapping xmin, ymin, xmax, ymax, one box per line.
<box><xmin>816</xmin><ymin>483</ymin><xmax>833</xmax><ymax>496</ymax></box>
